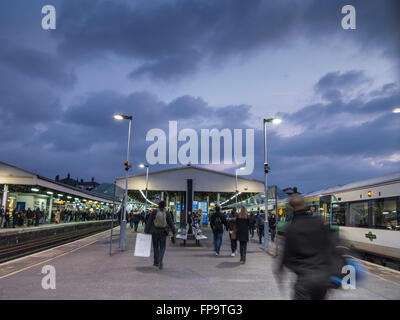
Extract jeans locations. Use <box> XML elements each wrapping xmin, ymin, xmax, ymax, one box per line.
<box><xmin>239</xmin><ymin>241</ymin><xmax>247</xmax><ymax>261</ymax></box>
<box><xmin>152</xmin><ymin>233</ymin><xmax>167</xmax><ymax>266</ymax></box>
<box><xmin>249</xmin><ymin>226</ymin><xmax>255</xmax><ymax>237</ymax></box>
<box><xmin>213</xmin><ymin>232</ymin><xmax>223</xmax><ymax>254</ymax></box>
<box><xmin>134</xmin><ymin>221</ymin><xmax>139</xmax><ymax>232</ymax></box>
<box><xmin>129</xmin><ymin>220</ymin><xmax>134</xmax><ymax>229</ymax></box>
<box><xmin>258</xmin><ymin>227</ymin><xmax>264</xmax><ymax>243</ymax></box>
<box><xmin>229</xmin><ymin>232</ymin><xmax>237</xmax><ymax>253</ymax></box>
<box><xmin>270</xmin><ymin>228</ymin><xmax>276</xmax><ymax>242</ymax></box>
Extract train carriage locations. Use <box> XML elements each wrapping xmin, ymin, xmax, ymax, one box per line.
<box><xmin>275</xmin><ymin>172</ymin><xmax>400</xmax><ymax>266</ymax></box>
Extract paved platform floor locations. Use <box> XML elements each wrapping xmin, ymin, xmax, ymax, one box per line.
<box><xmin>0</xmin><ymin>225</ymin><xmax>399</xmax><ymax>300</ymax></box>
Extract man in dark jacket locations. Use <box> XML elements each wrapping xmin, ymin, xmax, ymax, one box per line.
<box><xmin>268</xmin><ymin>212</ymin><xmax>277</xmax><ymax>242</ymax></box>
<box><xmin>209</xmin><ymin>206</ymin><xmax>226</xmax><ymax>256</ymax></box>
<box><xmin>275</xmin><ymin>194</ymin><xmax>331</xmax><ymax>300</ymax></box>
<box><xmin>144</xmin><ymin>201</ymin><xmax>176</xmax><ymax>269</ymax></box>
<box><xmin>256</xmin><ymin>212</ymin><xmax>265</xmax><ymax>244</ymax></box>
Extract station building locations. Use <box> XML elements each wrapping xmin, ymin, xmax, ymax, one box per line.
<box><xmin>0</xmin><ymin>161</ymin><xmax>121</xmax><ymax>221</ymax></box>
<box><xmin>116</xmin><ymin>164</ymin><xmax>265</xmax><ymax>224</ymax></box>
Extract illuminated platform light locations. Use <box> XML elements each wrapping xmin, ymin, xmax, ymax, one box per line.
<box><xmin>272</xmin><ymin>118</ymin><xmax>282</xmax><ymax>124</ymax></box>
<box><xmin>31</xmin><ymin>188</ymin><xmax>39</xmax><ymax>192</ymax></box>
<box><xmin>392</xmin><ymin>108</ymin><xmax>400</xmax><ymax>114</ymax></box>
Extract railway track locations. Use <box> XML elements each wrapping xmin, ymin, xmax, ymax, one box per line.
<box><xmin>0</xmin><ymin>224</ymin><xmax>117</xmax><ymax>264</ymax></box>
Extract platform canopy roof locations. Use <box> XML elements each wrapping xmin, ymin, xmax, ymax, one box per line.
<box><xmin>116</xmin><ymin>165</ymin><xmax>265</xmax><ymax>193</ymax></box>
<box><xmin>0</xmin><ymin>161</ymin><xmax>118</xmax><ymax>204</ymax></box>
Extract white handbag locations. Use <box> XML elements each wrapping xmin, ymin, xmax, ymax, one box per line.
<box><xmin>134</xmin><ymin>233</ymin><xmax>152</xmax><ymax>257</ymax></box>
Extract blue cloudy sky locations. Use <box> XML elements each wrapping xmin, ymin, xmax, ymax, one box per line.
<box><xmin>0</xmin><ymin>0</ymin><xmax>399</xmax><ymax>193</ymax></box>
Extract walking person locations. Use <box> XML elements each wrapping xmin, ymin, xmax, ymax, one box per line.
<box><xmin>26</xmin><ymin>208</ymin><xmax>33</xmax><ymax>226</ymax></box>
<box><xmin>210</xmin><ymin>206</ymin><xmax>226</xmax><ymax>256</ymax></box>
<box><xmin>268</xmin><ymin>212</ymin><xmax>277</xmax><ymax>242</ymax></box>
<box><xmin>256</xmin><ymin>212</ymin><xmax>265</xmax><ymax>244</ymax></box>
<box><xmin>144</xmin><ymin>201</ymin><xmax>176</xmax><ymax>270</ymax></box>
<box><xmin>226</xmin><ymin>208</ymin><xmax>238</xmax><ymax>257</ymax></box>
<box><xmin>128</xmin><ymin>211</ymin><xmax>134</xmax><ymax>229</ymax></box>
<box><xmin>236</xmin><ymin>207</ymin><xmax>250</xmax><ymax>264</ymax></box>
<box><xmin>33</xmin><ymin>208</ymin><xmax>40</xmax><ymax>226</ymax></box>
<box><xmin>140</xmin><ymin>211</ymin><xmax>145</xmax><ymax>226</ymax></box>
<box><xmin>275</xmin><ymin>194</ymin><xmax>332</xmax><ymax>300</ymax></box>
<box><xmin>0</xmin><ymin>206</ymin><xmax>4</xmax><ymax>228</ymax></box>
<box><xmin>249</xmin><ymin>212</ymin><xmax>256</xmax><ymax>238</ymax></box>
<box><xmin>4</xmin><ymin>209</ymin><xmax>10</xmax><ymax>228</ymax></box>
<box><xmin>133</xmin><ymin>210</ymin><xmax>141</xmax><ymax>232</ymax></box>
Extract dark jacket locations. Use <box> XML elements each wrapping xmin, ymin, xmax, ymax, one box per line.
<box><xmin>144</xmin><ymin>209</ymin><xmax>176</xmax><ymax>236</ymax></box>
<box><xmin>268</xmin><ymin>215</ymin><xmax>276</xmax><ymax>230</ymax></box>
<box><xmin>279</xmin><ymin>209</ymin><xmax>331</xmax><ymax>278</ymax></box>
<box><xmin>226</xmin><ymin>215</ymin><xmax>236</xmax><ymax>231</ymax></box>
<box><xmin>132</xmin><ymin>212</ymin><xmax>141</xmax><ymax>223</ymax></box>
<box><xmin>249</xmin><ymin>214</ymin><xmax>256</xmax><ymax>227</ymax></box>
<box><xmin>236</xmin><ymin>218</ymin><xmax>250</xmax><ymax>242</ymax></box>
<box><xmin>210</xmin><ymin>211</ymin><xmax>226</xmax><ymax>234</ymax></box>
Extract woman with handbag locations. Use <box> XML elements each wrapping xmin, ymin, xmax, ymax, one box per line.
<box><xmin>236</xmin><ymin>207</ymin><xmax>250</xmax><ymax>264</ymax></box>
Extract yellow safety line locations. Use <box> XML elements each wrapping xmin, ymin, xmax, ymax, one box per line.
<box><xmin>351</xmin><ymin>256</ymin><xmax>400</xmax><ymax>286</ymax></box>
<box><xmin>0</xmin><ymin>231</ymin><xmax>111</xmax><ymax>280</ymax></box>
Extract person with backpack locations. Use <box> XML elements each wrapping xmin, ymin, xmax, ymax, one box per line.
<box><xmin>144</xmin><ymin>201</ymin><xmax>176</xmax><ymax>270</ymax></box>
<box><xmin>275</xmin><ymin>194</ymin><xmax>332</xmax><ymax>300</ymax></box>
<box><xmin>209</xmin><ymin>206</ymin><xmax>226</xmax><ymax>256</ymax></box>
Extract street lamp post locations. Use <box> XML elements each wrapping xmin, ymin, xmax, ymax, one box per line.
<box><xmin>114</xmin><ymin>114</ymin><xmax>133</xmax><ymax>251</ymax></box>
<box><xmin>263</xmin><ymin>118</ymin><xmax>281</xmax><ymax>251</ymax></box>
<box><xmin>139</xmin><ymin>164</ymin><xmax>149</xmax><ymax>210</ymax></box>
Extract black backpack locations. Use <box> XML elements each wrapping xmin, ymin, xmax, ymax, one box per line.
<box><xmin>213</xmin><ymin>215</ymin><xmax>223</xmax><ymax>231</ymax></box>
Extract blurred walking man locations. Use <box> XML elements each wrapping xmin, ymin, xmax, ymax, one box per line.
<box><xmin>275</xmin><ymin>194</ymin><xmax>331</xmax><ymax>300</ymax></box>
<box><xmin>145</xmin><ymin>201</ymin><xmax>176</xmax><ymax>269</ymax></box>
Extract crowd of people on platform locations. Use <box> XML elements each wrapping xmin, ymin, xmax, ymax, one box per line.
<box><xmin>0</xmin><ymin>205</ymin><xmax>113</xmax><ymax>229</ymax></box>
<box><xmin>126</xmin><ymin>208</ymin><xmax>175</xmax><ymax>233</ymax></box>
<box><xmin>208</xmin><ymin>206</ymin><xmax>277</xmax><ymax>263</ymax></box>
<box><xmin>207</xmin><ymin>195</ymin><xmax>343</xmax><ymax>300</ymax></box>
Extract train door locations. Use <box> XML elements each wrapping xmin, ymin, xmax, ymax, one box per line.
<box><xmin>320</xmin><ymin>195</ymin><xmax>331</xmax><ymax>224</ymax></box>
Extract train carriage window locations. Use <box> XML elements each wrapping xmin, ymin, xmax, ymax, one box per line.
<box><xmin>348</xmin><ymin>202</ymin><xmax>369</xmax><ymax>228</ymax></box>
<box><xmin>372</xmin><ymin>199</ymin><xmax>398</xmax><ymax>231</ymax></box>
<box><xmin>332</xmin><ymin>203</ymin><xmax>346</xmax><ymax>226</ymax></box>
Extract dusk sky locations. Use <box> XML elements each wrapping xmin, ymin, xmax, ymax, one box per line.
<box><xmin>0</xmin><ymin>0</ymin><xmax>399</xmax><ymax>193</ymax></box>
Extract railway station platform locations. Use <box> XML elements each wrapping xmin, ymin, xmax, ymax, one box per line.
<box><xmin>0</xmin><ymin>226</ymin><xmax>399</xmax><ymax>300</ymax></box>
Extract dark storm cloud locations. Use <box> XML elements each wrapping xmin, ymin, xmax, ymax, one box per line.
<box><xmin>54</xmin><ymin>0</ymin><xmax>400</xmax><ymax>81</ymax></box>
<box><xmin>274</xmin><ymin>112</ymin><xmax>399</xmax><ymax>158</ymax></box>
<box><xmin>41</xmin><ymin>90</ymin><xmax>253</xmax><ymax>154</ymax></box>
<box><xmin>0</xmin><ymin>40</ymin><xmax>76</xmax><ymax>88</ymax></box>
<box><xmin>0</xmin><ymin>66</ymin><xmax>63</xmax><ymax>123</ymax></box>
<box><xmin>129</xmin><ymin>50</ymin><xmax>202</xmax><ymax>82</ymax></box>
<box><xmin>166</xmin><ymin>95</ymin><xmax>210</xmax><ymax>119</ymax></box>
<box><xmin>314</xmin><ymin>70</ymin><xmax>371</xmax><ymax>95</ymax></box>
<box><xmin>279</xmin><ymin>70</ymin><xmax>400</xmax><ymax>130</ymax></box>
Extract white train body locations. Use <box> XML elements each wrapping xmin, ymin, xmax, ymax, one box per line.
<box><xmin>330</xmin><ymin>174</ymin><xmax>400</xmax><ymax>261</ymax></box>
